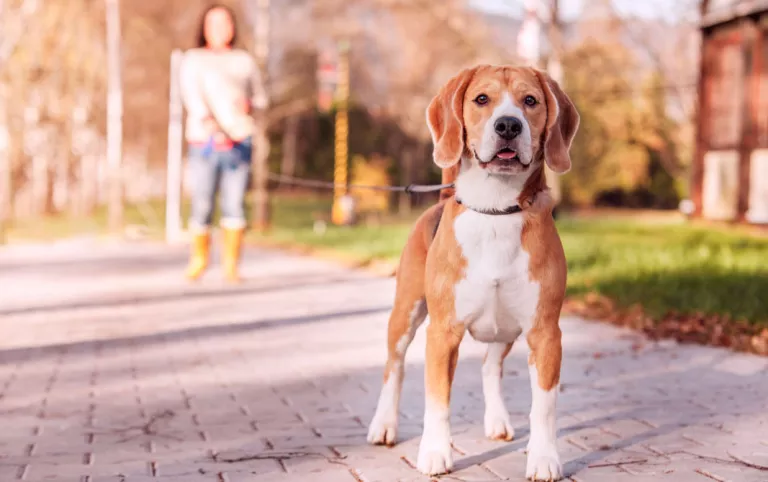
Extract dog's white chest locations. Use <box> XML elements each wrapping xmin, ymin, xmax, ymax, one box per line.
<box><xmin>452</xmin><ymin>211</ymin><xmax>540</xmax><ymax>343</ymax></box>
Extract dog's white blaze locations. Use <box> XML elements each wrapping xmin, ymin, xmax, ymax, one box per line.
<box><xmin>453</xmin><ymin>211</ymin><xmax>539</xmax><ymax>343</ymax></box>
<box><xmin>454</xmin><ymin>163</ymin><xmax>529</xmax><ymax>212</ymax></box>
<box><xmin>526</xmin><ymin>364</ymin><xmax>563</xmax><ymax>480</ymax></box>
<box><xmin>417</xmin><ymin>397</ymin><xmax>453</xmax><ymax>475</ymax></box>
<box><xmin>482</xmin><ymin>342</ymin><xmax>514</xmax><ymax>439</ymax></box>
<box><xmin>455</xmin><ymin>91</ymin><xmax>537</xmax><ymax>213</ymax></box>
<box><xmin>476</xmin><ymin>93</ymin><xmax>533</xmax><ymax>164</ymax></box>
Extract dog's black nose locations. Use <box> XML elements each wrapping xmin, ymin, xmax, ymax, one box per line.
<box><xmin>494</xmin><ymin>116</ymin><xmax>523</xmax><ymax>140</ymax></box>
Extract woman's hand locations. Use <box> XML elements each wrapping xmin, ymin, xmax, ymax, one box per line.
<box><xmin>238</xmin><ymin>98</ymin><xmax>251</xmax><ymax>114</ymax></box>
<box><xmin>213</xmin><ymin>131</ymin><xmax>229</xmax><ymax>144</ymax></box>
<box><xmin>203</xmin><ymin>116</ymin><xmax>228</xmax><ymax>144</ymax></box>
<box><xmin>203</xmin><ymin>116</ymin><xmax>219</xmax><ymax>134</ymax></box>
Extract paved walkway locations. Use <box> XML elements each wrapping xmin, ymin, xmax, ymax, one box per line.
<box><xmin>1</xmin><ymin>240</ymin><xmax>767</xmax><ymax>482</ymax></box>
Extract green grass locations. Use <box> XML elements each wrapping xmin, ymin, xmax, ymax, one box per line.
<box><xmin>249</xmin><ymin>194</ymin><xmax>418</xmax><ymax>262</ymax></box>
<box><xmin>558</xmin><ymin>219</ymin><xmax>768</xmax><ymax>323</ymax></box>
<box><xmin>254</xmin><ymin>195</ymin><xmax>768</xmax><ymax>325</ymax></box>
<box><xmin>7</xmin><ymin>193</ymin><xmax>768</xmax><ymax>325</ymax></box>
<box><xmin>4</xmin><ymin>201</ymin><xmax>168</xmax><ymax>242</ymax></box>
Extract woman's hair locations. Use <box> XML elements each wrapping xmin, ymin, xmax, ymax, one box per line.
<box><xmin>196</xmin><ymin>3</ymin><xmax>238</xmax><ymax>48</ymax></box>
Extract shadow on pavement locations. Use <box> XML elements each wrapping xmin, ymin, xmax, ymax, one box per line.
<box><xmin>1</xmin><ymin>313</ymin><xmax>766</xmax><ymax>481</ymax></box>
<box><xmin>0</xmin><ymin>273</ymin><xmax>372</xmax><ymax>317</ymax></box>
<box><xmin>0</xmin><ymin>304</ymin><xmax>392</xmax><ymax>365</ymax></box>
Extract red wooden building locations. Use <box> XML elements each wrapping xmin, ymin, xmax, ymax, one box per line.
<box><xmin>694</xmin><ymin>0</ymin><xmax>768</xmax><ymax>223</ymax></box>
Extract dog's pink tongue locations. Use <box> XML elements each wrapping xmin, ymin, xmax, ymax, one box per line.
<box><xmin>496</xmin><ymin>150</ymin><xmax>517</xmax><ymax>160</ymax></box>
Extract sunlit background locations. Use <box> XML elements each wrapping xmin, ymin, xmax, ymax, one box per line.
<box><xmin>0</xmin><ymin>0</ymin><xmax>766</xmax><ymax>337</ymax></box>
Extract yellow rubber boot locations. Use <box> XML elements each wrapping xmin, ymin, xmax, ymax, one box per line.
<box><xmin>222</xmin><ymin>227</ymin><xmax>244</xmax><ymax>283</ymax></box>
<box><xmin>185</xmin><ymin>232</ymin><xmax>210</xmax><ymax>281</ymax></box>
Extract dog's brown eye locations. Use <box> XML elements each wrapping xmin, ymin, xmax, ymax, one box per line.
<box><xmin>474</xmin><ymin>94</ymin><xmax>489</xmax><ymax>105</ymax></box>
<box><xmin>524</xmin><ymin>95</ymin><xmax>538</xmax><ymax>107</ymax></box>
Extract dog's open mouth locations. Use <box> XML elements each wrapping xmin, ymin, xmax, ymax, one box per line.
<box><xmin>481</xmin><ymin>147</ymin><xmax>526</xmax><ymax>170</ymax></box>
<box><xmin>494</xmin><ymin>147</ymin><xmax>518</xmax><ymax>161</ymax></box>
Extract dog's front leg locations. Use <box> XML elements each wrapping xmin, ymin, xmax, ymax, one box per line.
<box><xmin>525</xmin><ymin>324</ymin><xmax>563</xmax><ymax>481</ymax></box>
<box><xmin>416</xmin><ymin>321</ymin><xmax>464</xmax><ymax>475</ymax></box>
<box><xmin>483</xmin><ymin>342</ymin><xmax>515</xmax><ymax>441</ymax></box>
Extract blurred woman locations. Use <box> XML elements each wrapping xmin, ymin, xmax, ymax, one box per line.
<box><xmin>180</xmin><ymin>4</ymin><xmax>267</xmax><ymax>283</ymax></box>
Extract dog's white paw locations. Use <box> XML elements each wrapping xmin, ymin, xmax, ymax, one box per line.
<box><xmin>417</xmin><ymin>444</ymin><xmax>453</xmax><ymax>475</ymax></box>
<box><xmin>526</xmin><ymin>446</ymin><xmax>563</xmax><ymax>481</ymax></box>
<box><xmin>484</xmin><ymin>407</ymin><xmax>515</xmax><ymax>441</ymax></box>
<box><xmin>417</xmin><ymin>425</ymin><xmax>453</xmax><ymax>476</ymax></box>
<box><xmin>418</xmin><ymin>404</ymin><xmax>452</xmax><ymax>475</ymax></box>
<box><xmin>367</xmin><ymin>411</ymin><xmax>397</xmax><ymax>446</ymax></box>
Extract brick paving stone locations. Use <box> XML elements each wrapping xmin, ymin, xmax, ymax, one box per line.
<box><xmin>249</xmin><ymin>468</ymin><xmax>361</xmax><ymax>482</ymax></box>
<box><xmin>1</xmin><ymin>241</ymin><xmax>767</xmax><ymax>481</ymax></box>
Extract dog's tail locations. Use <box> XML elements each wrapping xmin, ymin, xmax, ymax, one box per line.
<box><xmin>439</xmin><ymin>164</ymin><xmax>459</xmax><ymax>201</ymax></box>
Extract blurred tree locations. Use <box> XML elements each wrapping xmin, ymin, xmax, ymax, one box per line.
<box><xmin>0</xmin><ymin>0</ymin><xmax>42</xmax><ymax>238</ymax></box>
<box><xmin>562</xmin><ymin>40</ymin><xmax>682</xmax><ymax>208</ymax></box>
<box><xmin>562</xmin><ymin>39</ymin><xmax>645</xmax><ymax>205</ymax></box>
<box><xmin>1</xmin><ymin>0</ymin><xmax>106</xmax><ymax>216</ymax></box>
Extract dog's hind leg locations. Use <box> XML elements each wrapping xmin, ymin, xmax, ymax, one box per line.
<box><xmin>367</xmin><ymin>292</ymin><xmax>427</xmax><ymax>446</ymax></box>
<box><xmin>482</xmin><ymin>342</ymin><xmax>515</xmax><ymax>441</ymax></box>
<box><xmin>368</xmin><ymin>205</ymin><xmax>444</xmax><ymax>446</ymax></box>
<box><xmin>368</xmin><ymin>293</ymin><xmax>427</xmax><ymax>445</ymax></box>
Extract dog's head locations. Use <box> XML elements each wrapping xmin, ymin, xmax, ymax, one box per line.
<box><xmin>426</xmin><ymin>65</ymin><xmax>579</xmax><ymax>177</ymax></box>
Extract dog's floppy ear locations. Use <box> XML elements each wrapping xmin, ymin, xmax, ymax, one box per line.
<box><xmin>426</xmin><ymin>67</ymin><xmax>477</xmax><ymax>168</ymax></box>
<box><xmin>535</xmin><ymin>70</ymin><xmax>580</xmax><ymax>173</ymax></box>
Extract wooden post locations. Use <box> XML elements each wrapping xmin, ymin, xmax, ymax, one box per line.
<box><xmin>331</xmin><ymin>40</ymin><xmax>350</xmax><ymax>225</ymax></box>
<box><xmin>166</xmin><ymin>49</ymin><xmax>184</xmax><ymax>243</ymax></box>
<box><xmin>252</xmin><ymin>0</ymin><xmax>271</xmax><ymax>231</ymax></box>
<box><xmin>105</xmin><ymin>0</ymin><xmax>123</xmax><ymax>233</ymax></box>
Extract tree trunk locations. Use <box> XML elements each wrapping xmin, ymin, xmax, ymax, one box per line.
<box><xmin>252</xmin><ymin>0</ymin><xmax>271</xmax><ymax>231</ymax></box>
<box><xmin>280</xmin><ymin>114</ymin><xmax>299</xmax><ymax>188</ymax></box>
<box><xmin>80</xmin><ymin>154</ymin><xmax>98</xmax><ymax>215</ymax></box>
<box><xmin>32</xmin><ymin>154</ymin><xmax>48</xmax><ymax>215</ymax></box>
<box><xmin>59</xmin><ymin>117</ymin><xmax>75</xmax><ymax>214</ymax></box>
<box><xmin>44</xmin><ymin>163</ymin><xmax>56</xmax><ymax>215</ymax></box>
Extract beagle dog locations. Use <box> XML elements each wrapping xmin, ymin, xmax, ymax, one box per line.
<box><xmin>367</xmin><ymin>65</ymin><xmax>579</xmax><ymax>481</ymax></box>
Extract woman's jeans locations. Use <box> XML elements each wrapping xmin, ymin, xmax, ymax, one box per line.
<box><xmin>187</xmin><ymin>137</ymin><xmax>252</xmax><ymax>232</ymax></box>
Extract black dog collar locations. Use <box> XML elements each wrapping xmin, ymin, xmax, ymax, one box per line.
<box><xmin>455</xmin><ymin>198</ymin><xmax>524</xmax><ymax>215</ymax></box>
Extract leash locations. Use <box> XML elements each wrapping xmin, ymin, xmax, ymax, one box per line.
<box><xmin>266</xmin><ymin>173</ymin><xmax>455</xmax><ymax>194</ymax></box>
<box><xmin>269</xmin><ymin>173</ymin><xmax>530</xmax><ymax>215</ymax></box>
